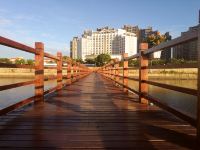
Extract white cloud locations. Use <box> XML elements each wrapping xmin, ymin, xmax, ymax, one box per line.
<box><xmin>0</xmin><ymin>12</ymin><xmax>70</xmax><ymax>57</ymax></box>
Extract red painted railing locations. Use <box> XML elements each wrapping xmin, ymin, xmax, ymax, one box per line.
<box><xmin>0</xmin><ymin>36</ymin><xmax>90</xmax><ymax>115</ymax></box>
<box><xmin>98</xmin><ymin>25</ymin><xmax>200</xmax><ymax>142</ymax></box>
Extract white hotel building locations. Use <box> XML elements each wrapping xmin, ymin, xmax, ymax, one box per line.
<box><xmin>75</xmin><ymin>27</ymin><xmax>137</xmax><ymax>60</ymax></box>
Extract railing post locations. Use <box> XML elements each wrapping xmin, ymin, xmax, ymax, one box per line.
<box><xmin>123</xmin><ymin>53</ymin><xmax>128</xmax><ymax>92</ymax></box>
<box><xmin>72</xmin><ymin>63</ymin><xmax>75</xmax><ymax>82</ymax></box>
<box><xmin>108</xmin><ymin>66</ymin><xmax>109</xmax><ymax>78</ymax></box>
<box><xmin>115</xmin><ymin>58</ymin><xmax>119</xmax><ymax>85</ymax></box>
<box><xmin>110</xmin><ymin>64</ymin><xmax>112</xmax><ymax>79</ymax></box>
<box><xmin>77</xmin><ymin>63</ymin><xmax>80</xmax><ymax>80</ymax></box>
<box><xmin>105</xmin><ymin>66</ymin><xmax>107</xmax><ymax>77</ymax></box>
<box><xmin>35</xmin><ymin>42</ymin><xmax>44</xmax><ymax>102</ymax></box>
<box><xmin>139</xmin><ymin>43</ymin><xmax>149</xmax><ymax>104</ymax></box>
<box><xmin>197</xmin><ymin>26</ymin><xmax>200</xmax><ymax>143</ymax></box>
<box><xmin>67</xmin><ymin>62</ymin><xmax>72</xmax><ymax>85</ymax></box>
<box><xmin>57</xmin><ymin>52</ymin><xmax>62</xmax><ymax>90</ymax></box>
<box><xmin>73</xmin><ymin>63</ymin><xmax>77</xmax><ymax>81</ymax></box>
<box><xmin>109</xmin><ymin>64</ymin><xmax>110</xmax><ymax>78</ymax></box>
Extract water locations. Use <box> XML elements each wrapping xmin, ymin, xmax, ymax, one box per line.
<box><xmin>0</xmin><ymin>77</ymin><xmax>197</xmax><ymax>119</ymax></box>
<box><xmin>0</xmin><ymin>78</ymin><xmax>57</xmax><ymax>109</ymax></box>
<box><xmin>119</xmin><ymin>78</ymin><xmax>197</xmax><ymax>119</ymax></box>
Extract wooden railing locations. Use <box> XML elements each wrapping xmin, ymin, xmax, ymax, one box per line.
<box><xmin>98</xmin><ymin>25</ymin><xmax>200</xmax><ymax>142</ymax></box>
<box><xmin>0</xmin><ymin>36</ymin><xmax>90</xmax><ymax>115</ymax></box>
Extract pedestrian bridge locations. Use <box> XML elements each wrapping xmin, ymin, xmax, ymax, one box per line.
<box><xmin>0</xmin><ymin>25</ymin><xmax>200</xmax><ymax>149</ymax></box>
<box><xmin>0</xmin><ymin>73</ymin><xmax>197</xmax><ymax>149</ymax></box>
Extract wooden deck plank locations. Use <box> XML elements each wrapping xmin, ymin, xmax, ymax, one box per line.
<box><xmin>0</xmin><ymin>73</ymin><xmax>198</xmax><ymax>149</ymax></box>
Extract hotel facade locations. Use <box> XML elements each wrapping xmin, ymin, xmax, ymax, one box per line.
<box><xmin>71</xmin><ymin>27</ymin><xmax>137</xmax><ymax>60</ymax></box>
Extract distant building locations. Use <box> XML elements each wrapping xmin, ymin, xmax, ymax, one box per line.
<box><xmin>122</xmin><ymin>25</ymin><xmax>140</xmax><ymax>50</ymax></box>
<box><xmin>112</xmin><ymin>32</ymin><xmax>137</xmax><ymax>58</ymax></box>
<box><xmin>122</xmin><ymin>25</ymin><xmax>140</xmax><ymax>37</ymax></box>
<box><xmin>71</xmin><ymin>25</ymin><xmax>173</xmax><ymax>60</ymax></box>
<box><xmin>122</xmin><ymin>25</ymin><xmax>172</xmax><ymax>59</ymax></box>
<box><xmin>139</xmin><ymin>26</ymin><xmax>153</xmax><ymax>42</ymax></box>
<box><xmin>9</xmin><ymin>57</ymin><xmax>24</xmax><ymax>64</ymax></box>
<box><xmin>70</xmin><ymin>37</ymin><xmax>78</xmax><ymax>59</ymax></box>
<box><xmin>173</xmin><ymin>25</ymin><xmax>199</xmax><ymax>60</ymax></box>
<box><xmin>44</xmin><ymin>58</ymin><xmax>56</xmax><ymax>66</ymax></box>
<box><xmin>76</xmin><ymin>27</ymin><xmax>137</xmax><ymax>60</ymax></box>
<box><xmin>139</xmin><ymin>28</ymin><xmax>171</xmax><ymax>59</ymax></box>
<box><xmin>160</xmin><ymin>32</ymin><xmax>172</xmax><ymax>61</ymax></box>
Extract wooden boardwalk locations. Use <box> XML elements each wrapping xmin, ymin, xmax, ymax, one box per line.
<box><xmin>0</xmin><ymin>73</ymin><xmax>198</xmax><ymax>149</ymax></box>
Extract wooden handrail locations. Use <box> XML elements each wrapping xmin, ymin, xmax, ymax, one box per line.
<box><xmin>0</xmin><ymin>36</ymin><xmax>91</xmax><ymax>115</ymax></box>
<box><xmin>144</xmin><ymin>29</ymin><xmax>198</xmax><ymax>55</ymax></box>
<box><xmin>44</xmin><ymin>52</ymin><xmax>59</xmax><ymax>60</ymax></box>
<box><xmin>143</xmin><ymin>80</ymin><xmax>197</xmax><ymax>96</ymax></box>
<box><xmin>0</xmin><ymin>80</ymin><xmax>35</xmax><ymax>91</ymax></box>
<box><xmin>0</xmin><ymin>36</ymin><xmax>38</xmax><ymax>54</ymax></box>
<box><xmin>143</xmin><ymin>93</ymin><xmax>196</xmax><ymax>126</ymax></box>
<box><xmin>98</xmin><ymin>25</ymin><xmax>200</xmax><ymax>142</ymax></box>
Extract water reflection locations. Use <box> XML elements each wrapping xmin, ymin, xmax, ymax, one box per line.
<box><xmin>119</xmin><ymin>78</ymin><xmax>197</xmax><ymax>119</ymax></box>
<box><xmin>0</xmin><ymin>77</ymin><xmax>197</xmax><ymax>119</ymax></box>
<box><xmin>0</xmin><ymin>78</ymin><xmax>57</xmax><ymax>109</ymax></box>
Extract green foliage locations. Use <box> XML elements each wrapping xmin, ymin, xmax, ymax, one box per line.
<box><xmin>0</xmin><ymin>58</ymin><xmax>12</xmax><ymax>64</ymax></box>
<box><xmin>74</xmin><ymin>58</ymin><xmax>84</xmax><ymax>63</ymax></box>
<box><xmin>128</xmin><ymin>59</ymin><xmax>139</xmax><ymax>67</ymax></box>
<box><xmin>95</xmin><ymin>54</ymin><xmax>111</xmax><ymax>66</ymax></box>
<box><xmin>170</xmin><ymin>58</ymin><xmax>185</xmax><ymax>64</ymax></box>
<box><xmin>85</xmin><ymin>58</ymin><xmax>96</xmax><ymax>64</ymax></box>
<box><xmin>148</xmin><ymin>58</ymin><xmax>197</xmax><ymax>66</ymax></box>
<box><xmin>150</xmin><ymin>59</ymin><xmax>166</xmax><ymax>66</ymax></box>
<box><xmin>63</xmin><ymin>56</ymin><xmax>71</xmax><ymax>61</ymax></box>
<box><xmin>26</xmin><ymin>59</ymin><xmax>34</xmax><ymax>65</ymax></box>
<box><xmin>15</xmin><ymin>59</ymin><xmax>25</xmax><ymax>65</ymax></box>
<box><xmin>119</xmin><ymin>61</ymin><xmax>123</xmax><ymax>67</ymax></box>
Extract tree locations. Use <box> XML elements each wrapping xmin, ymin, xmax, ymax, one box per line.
<box><xmin>128</xmin><ymin>59</ymin><xmax>139</xmax><ymax>67</ymax></box>
<box><xmin>75</xmin><ymin>58</ymin><xmax>84</xmax><ymax>63</ymax></box>
<box><xmin>26</xmin><ymin>59</ymin><xmax>34</xmax><ymax>65</ymax></box>
<box><xmin>143</xmin><ymin>32</ymin><xmax>166</xmax><ymax>48</ymax></box>
<box><xmin>15</xmin><ymin>59</ymin><xmax>25</xmax><ymax>65</ymax></box>
<box><xmin>63</xmin><ymin>56</ymin><xmax>71</xmax><ymax>62</ymax></box>
<box><xmin>143</xmin><ymin>32</ymin><xmax>167</xmax><ymax>61</ymax></box>
<box><xmin>85</xmin><ymin>58</ymin><xmax>96</xmax><ymax>64</ymax></box>
<box><xmin>0</xmin><ymin>58</ymin><xmax>11</xmax><ymax>64</ymax></box>
<box><xmin>95</xmin><ymin>54</ymin><xmax>111</xmax><ymax>66</ymax></box>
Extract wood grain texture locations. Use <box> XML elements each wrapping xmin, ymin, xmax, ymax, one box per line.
<box><xmin>0</xmin><ymin>73</ymin><xmax>197</xmax><ymax>149</ymax></box>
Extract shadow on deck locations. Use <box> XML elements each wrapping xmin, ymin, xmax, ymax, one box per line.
<box><xmin>0</xmin><ymin>73</ymin><xmax>198</xmax><ymax>149</ymax></box>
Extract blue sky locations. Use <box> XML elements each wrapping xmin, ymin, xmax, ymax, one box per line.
<box><xmin>0</xmin><ymin>0</ymin><xmax>199</xmax><ymax>59</ymax></box>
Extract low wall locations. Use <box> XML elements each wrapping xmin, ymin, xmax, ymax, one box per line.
<box><xmin>0</xmin><ymin>68</ymin><xmax>67</xmax><ymax>78</ymax></box>
<box><xmin>124</xmin><ymin>68</ymin><xmax>197</xmax><ymax>80</ymax></box>
<box><xmin>0</xmin><ymin>68</ymin><xmax>197</xmax><ymax>80</ymax></box>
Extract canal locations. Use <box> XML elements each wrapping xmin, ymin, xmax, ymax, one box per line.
<box><xmin>0</xmin><ymin>77</ymin><xmax>197</xmax><ymax>119</ymax></box>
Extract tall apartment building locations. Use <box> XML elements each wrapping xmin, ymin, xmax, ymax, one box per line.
<box><xmin>160</xmin><ymin>32</ymin><xmax>172</xmax><ymax>61</ymax></box>
<box><xmin>173</xmin><ymin>25</ymin><xmax>199</xmax><ymax>60</ymax></box>
<box><xmin>139</xmin><ymin>26</ymin><xmax>153</xmax><ymax>42</ymax></box>
<box><xmin>122</xmin><ymin>25</ymin><xmax>172</xmax><ymax>59</ymax></box>
<box><xmin>122</xmin><ymin>25</ymin><xmax>140</xmax><ymax>37</ymax></box>
<box><xmin>70</xmin><ymin>37</ymin><xmax>78</xmax><ymax>59</ymax></box>
<box><xmin>76</xmin><ymin>27</ymin><xmax>137</xmax><ymax>60</ymax></box>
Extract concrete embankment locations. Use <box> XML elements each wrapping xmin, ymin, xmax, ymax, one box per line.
<box><xmin>125</xmin><ymin>68</ymin><xmax>197</xmax><ymax>80</ymax></box>
<box><xmin>0</xmin><ymin>68</ymin><xmax>197</xmax><ymax>80</ymax></box>
<box><xmin>0</xmin><ymin>68</ymin><xmax>67</xmax><ymax>78</ymax></box>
